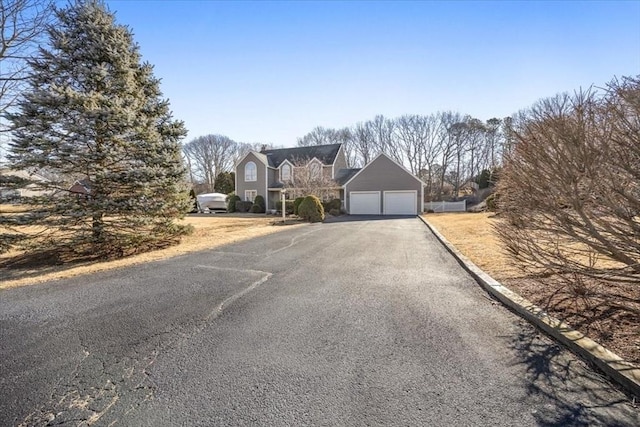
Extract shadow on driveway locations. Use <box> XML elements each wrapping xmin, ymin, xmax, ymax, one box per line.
<box><xmin>508</xmin><ymin>327</ymin><xmax>638</xmax><ymax>426</ymax></box>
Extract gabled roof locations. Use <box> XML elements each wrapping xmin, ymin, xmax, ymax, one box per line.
<box><xmin>235</xmin><ymin>150</ymin><xmax>269</xmax><ymax>169</ymax></box>
<box><xmin>334</xmin><ymin>168</ymin><xmax>361</xmax><ymax>185</ymax></box>
<box><xmin>262</xmin><ymin>144</ymin><xmax>342</xmax><ymax>168</ymax></box>
<box><xmin>69</xmin><ymin>179</ymin><xmax>92</xmax><ymax>195</ymax></box>
<box><xmin>342</xmin><ymin>152</ymin><xmax>425</xmax><ymax>187</ymax></box>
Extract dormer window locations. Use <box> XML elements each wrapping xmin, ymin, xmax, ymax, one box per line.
<box><xmin>245</xmin><ymin>161</ymin><xmax>257</xmax><ymax>181</ymax></box>
<box><xmin>281</xmin><ymin>163</ymin><xmax>292</xmax><ymax>181</ymax></box>
<box><xmin>310</xmin><ymin>161</ymin><xmax>321</xmax><ymax>180</ymax></box>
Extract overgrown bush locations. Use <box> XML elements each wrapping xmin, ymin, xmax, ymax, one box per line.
<box><xmin>298</xmin><ymin>195</ymin><xmax>324</xmax><ymax>223</ymax></box>
<box><xmin>322</xmin><ymin>198</ymin><xmax>341</xmax><ymax>213</ymax></box>
<box><xmin>277</xmin><ymin>200</ymin><xmax>295</xmax><ymax>214</ymax></box>
<box><xmin>293</xmin><ymin>197</ymin><xmax>305</xmax><ymax>215</ymax></box>
<box><xmin>235</xmin><ymin>200</ymin><xmax>253</xmax><ymax>213</ymax></box>
<box><xmin>328</xmin><ymin>208</ymin><xmax>341</xmax><ymax>216</ymax></box>
<box><xmin>251</xmin><ymin>195</ymin><xmax>266</xmax><ymax>213</ymax></box>
<box><xmin>485</xmin><ymin>193</ymin><xmax>498</xmax><ymax>212</ymax></box>
<box><xmin>497</xmin><ymin>75</ymin><xmax>640</xmax><ymax>297</ymax></box>
<box><xmin>226</xmin><ymin>194</ymin><xmax>241</xmax><ymax>212</ymax></box>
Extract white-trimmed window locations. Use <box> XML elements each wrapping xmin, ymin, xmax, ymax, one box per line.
<box><xmin>281</xmin><ymin>163</ymin><xmax>292</xmax><ymax>181</ymax></box>
<box><xmin>245</xmin><ymin>161</ymin><xmax>257</xmax><ymax>182</ymax></box>
<box><xmin>245</xmin><ymin>190</ymin><xmax>257</xmax><ymax>202</ymax></box>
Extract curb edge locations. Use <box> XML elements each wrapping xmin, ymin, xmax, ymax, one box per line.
<box><xmin>419</xmin><ymin>215</ymin><xmax>640</xmax><ymax>399</ymax></box>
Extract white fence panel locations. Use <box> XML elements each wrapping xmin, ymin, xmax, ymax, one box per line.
<box><xmin>424</xmin><ymin>200</ymin><xmax>466</xmax><ymax>213</ymax></box>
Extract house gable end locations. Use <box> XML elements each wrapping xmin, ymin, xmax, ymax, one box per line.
<box><xmin>343</xmin><ymin>153</ymin><xmax>424</xmax><ymax>188</ymax></box>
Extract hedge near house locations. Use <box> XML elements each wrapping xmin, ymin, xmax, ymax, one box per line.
<box><xmin>235</xmin><ymin>200</ymin><xmax>253</xmax><ymax>213</ymax></box>
<box><xmin>251</xmin><ymin>195</ymin><xmax>266</xmax><ymax>213</ymax></box>
<box><xmin>322</xmin><ymin>198</ymin><xmax>341</xmax><ymax>213</ymax></box>
<box><xmin>226</xmin><ymin>194</ymin><xmax>241</xmax><ymax>212</ymax></box>
<box><xmin>278</xmin><ymin>200</ymin><xmax>295</xmax><ymax>214</ymax></box>
<box><xmin>293</xmin><ymin>197</ymin><xmax>305</xmax><ymax>215</ymax></box>
<box><xmin>298</xmin><ymin>195</ymin><xmax>325</xmax><ymax>223</ymax></box>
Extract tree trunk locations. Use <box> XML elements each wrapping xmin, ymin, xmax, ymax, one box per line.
<box><xmin>92</xmin><ymin>212</ymin><xmax>104</xmax><ymax>243</ymax></box>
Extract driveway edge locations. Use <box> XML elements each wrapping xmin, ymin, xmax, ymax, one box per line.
<box><xmin>419</xmin><ymin>215</ymin><xmax>640</xmax><ymax>399</ymax></box>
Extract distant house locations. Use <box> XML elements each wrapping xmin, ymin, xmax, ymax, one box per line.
<box><xmin>69</xmin><ymin>179</ymin><xmax>92</xmax><ymax>197</ymax></box>
<box><xmin>234</xmin><ymin>143</ymin><xmax>424</xmax><ymax>215</ymax></box>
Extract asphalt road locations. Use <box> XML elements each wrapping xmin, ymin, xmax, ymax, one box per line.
<box><xmin>1</xmin><ymin>217</ymin><xmax>638</xmax><ymax>426</ymax></box>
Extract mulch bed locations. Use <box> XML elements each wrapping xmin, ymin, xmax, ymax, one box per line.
<box><xmin>504</xmin><ymin>276</ymin><xmax>640</xmax><ymax>366</ymax></box>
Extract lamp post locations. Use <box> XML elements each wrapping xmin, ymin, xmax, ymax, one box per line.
<box><xmin>281</xmin><ymin>188</ymin><xmax>287</xmax><ymax>223</ymax></box>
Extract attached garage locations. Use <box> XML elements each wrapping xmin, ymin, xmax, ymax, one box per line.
<box><xmin>349</xmin><ymin>191</ymin><xmax>381</xmax><ymax>215</ymax></box>
<box><xmin>383</xmin><ymin>191</ymin><xmax>417</xmax><ymax>215</ymax></box>
<box><xmin>343</xmin><ymin>153</ymin><xmax>424</xmax><ymax>216</ymax></box>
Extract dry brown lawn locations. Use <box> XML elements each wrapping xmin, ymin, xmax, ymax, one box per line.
<box><xmin>423</xmin><ymin>212</ymin><xmax>521</xmax><ymax>281</ymax></box>
<box><xmin>0</xmin><ymin>214</ymin><xmax>303</xmax><ymax>289</ymax></box>
<box><xmin>0</xmin><ymin>204</ymin><xmax>30</xmax><ymax>214</ymax></box>
<box><xmin>423</xmin><ymin>212</ymin><xmax>640</xmax><ymax>366</ymax></box>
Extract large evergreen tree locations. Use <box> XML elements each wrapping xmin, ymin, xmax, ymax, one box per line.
<box><xmin>213</xmin><ymin>171</ymin><xmax>235</xmax><ymax>194</ymax></box>
<box><xmin>7</xmin><ymin>0</ymin><xmax>191</xmax><ymax>255</ymax></box>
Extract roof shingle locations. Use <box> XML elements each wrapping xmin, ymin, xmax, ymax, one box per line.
<box><xmin>262</xmin><ymin>144</ymin><xmax>341</xmax><ymax>168</ymax></box>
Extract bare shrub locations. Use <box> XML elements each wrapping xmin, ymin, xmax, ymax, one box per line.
<box><xmin>497</xmin><ymin>76</ymin><xmax>640</xmax><ymax>309</ymax></box>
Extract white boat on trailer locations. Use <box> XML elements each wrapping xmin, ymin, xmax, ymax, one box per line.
<box><xmin>196</xmin><ymin>193</ymin><xmax>227</xmax><ymax>213</ymax></box>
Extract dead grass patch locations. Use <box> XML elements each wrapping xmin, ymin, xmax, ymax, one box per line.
<box><xmin>0</xmin><ymin>204</ymin><xmax>30</xmax><ymax>214</ymax></box>
<box><xmin>423</xmin><ymin>212</ymin><xmax>640</xmax><ymax>365</ymax></box>
<box><xmin>0</xmin><ymin>214</ymin><xmax>303</xmax><ymax>289</ymax></box>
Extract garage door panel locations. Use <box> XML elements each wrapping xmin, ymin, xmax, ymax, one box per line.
<box><xmin>383</xmin><ymin>191</ymin><xmax>417</xmax><ymax>215</ymax></box>
<box><xmin>350</xmin><ymin>192</ymin><xmax>380</xmax><ymax>215</ymax></box>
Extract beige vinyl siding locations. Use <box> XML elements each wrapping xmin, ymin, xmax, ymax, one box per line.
<box><xmin>345</xmin><ymin>154</ymin><xmax>422</xmax><ymax>214</ymax></box>
<box><xmin>268</xmin><ymin>167</ymin><xmax>277</xmax><ymax>184</ymax></box>
<box><xmin>333</xmin><ymin>146</ymin><xmax>348</xmax><ymax>176</ymax></box>
<box><xmin>236</xmin><ymin>152</ymin><xmax>267</xmax><ymax>205</ymax></box>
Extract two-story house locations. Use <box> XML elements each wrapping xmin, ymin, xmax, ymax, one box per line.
<box><xmin>235</xmin><ymin>143</ymin><xmax>425</xmax><ymax>215</ymax></box>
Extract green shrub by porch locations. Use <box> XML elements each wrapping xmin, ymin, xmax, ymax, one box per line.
<box><xmin>322</xmin><ymin>198</ymin><xmax>341</xmax><ymax>213</ymax></box>
<box><xmin>298</xmin><ymin>195</ymin><xmax>325</xmax><ymax>223</ymax></box>
<box><xmin>235</xmin><ymin>200</ymin><xmax>253</xmax><ymax>213</ymax></box>
<box><xmin>251</xmin><ymin>195</ymin><xmax>266</xmax><ymax>213</ymax></box>
<box><xmin>226</xmin><ymin>194</ymin><xmax>241</xmax><ymax>212</ymax></box>
<box><xmin>293</xmin><ymin>197</ymin><xmax>305</xmax><ymax>215</ymax></box>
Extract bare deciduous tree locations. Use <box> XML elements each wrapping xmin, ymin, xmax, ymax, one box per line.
<box><xmin>351</xmin><ymin>121</ymin><xmax>378</xmax><ymax>167</ymax></box>
<box><xmin>294</xmin><ymin>111</ymin><xmax>511</xmax><ymax>202</ymax></box>
<box><xmin>297</xmin><ymin>126</ymin><xmax>337</xmax><ymax>146</ymax></box>
<box><xmin>0</xmin><ymin>0</ymin><xmax>53</xmax><ymax>159</ymax></box>
<box><xmin>370</xmin><ymin>115</ymin><xmax>400</xmax><ymax>164</ymax></box>
<box><xmin>497</xmin><ymin>76</ymin><xmax>640</xmax><ymax>308</ymax></box>
<box><xmin>285</xmin><ymin>158</ymin><xmax>339</xmax><ymax>201</ymax></box>
<box><xmin>182</xmin><ymin>134</ymin><xmax>238</xmax><ymax>192</ymax></box>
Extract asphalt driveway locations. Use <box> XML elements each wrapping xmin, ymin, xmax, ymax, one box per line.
<box><xmin>1</xmin><ymin>217</ymin><xmax>638</xmax><ymax>426</ymax></box>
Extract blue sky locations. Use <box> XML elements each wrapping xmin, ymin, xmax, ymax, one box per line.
<box><xmin>103</xmin><ymin>0</ymin><xmax>640</xmax><ymax>146</ymax></box>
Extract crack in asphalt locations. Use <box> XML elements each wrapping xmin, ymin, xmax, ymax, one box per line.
<box><xmin>12</xmin><ymin>226</ymin><xmax>360</xmax><ymax>426</ymax></box>
<box><xmin>264</xmin><ymin>227</ymin><xmax>322</xmax><ymax>258</ymax></box>
<box><xmin>195</xmin><ymin>266</ymin><xmax>273</xmax><ymax>322</ymax></box>
<box><xmin>16</xmin><ymin>264</ymin><xmax>275</xmax><ymax>427</ymax></box>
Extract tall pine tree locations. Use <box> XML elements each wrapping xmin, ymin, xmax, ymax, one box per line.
<box><xmin>7</xmin><ymin>0</ymin><xmax>191</xmax><ymax>255</ymax></box>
